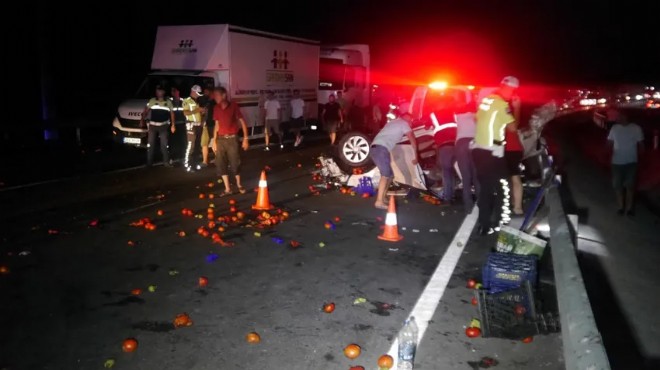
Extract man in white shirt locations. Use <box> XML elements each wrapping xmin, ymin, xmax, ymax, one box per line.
<box><xmin>607</xmin><ymin>114</ymin><xmax>644</xmax><ymax>216</ymax></box>
<box><xmin>370</xmin><ymin>112</ymin><xmax>419</xmax><ymax>209</ymax></box>
<box><xmin>263</xmin><ymin>91</ymin><xmax>282</xmax><ymax>151</ymax></box>
<box><xmin>289</xmin><ymin>89</ymin><xmax>306</xmax><ymax>147</ymax></box>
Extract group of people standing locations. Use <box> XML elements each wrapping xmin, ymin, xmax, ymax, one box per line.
<box><xmin>141</xmin><ymin>85</ymin><xmax>249</xmax><ymax>195</ymax></box>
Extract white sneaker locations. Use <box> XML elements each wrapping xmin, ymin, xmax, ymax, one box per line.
<box><xmin>280</xmin><ymin>144</ymin><xmax>284</xmax><ymax>150</ymax></box>
<box><xmin>294</xmin><ymin>136</ymin><xmax>303</xmax><ymax>147</ymax></box>
<box><xmin>264</xmin><ymin>146</ymin><xmax>270</xmax><ymax>152</ymax></box>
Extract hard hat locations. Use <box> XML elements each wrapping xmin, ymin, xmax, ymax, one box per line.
<box><xmin>501</xmin><ymin>76</ymin><xmax>520</xmax><ymax>88</ymax></box>
<box><xmin>191</xmin><ymin>85</ymin><xmax>203</xmax><ymax>95</ymax></box>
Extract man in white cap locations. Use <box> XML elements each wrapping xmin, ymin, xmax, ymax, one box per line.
<box><xmin>182</xmin><ymin>85</ymin><xmax>204</xmax><ymax>171</ymax></box>
<box><xmin>472</xmin><ymin>76</ymin><xmax>521</xmax><ymax>235</ymax></box>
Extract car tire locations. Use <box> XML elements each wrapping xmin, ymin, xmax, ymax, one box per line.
<box><xmin>335</xmin><ymin>131</ymin><xmax>375</xmax><ymax>172</ymax></box>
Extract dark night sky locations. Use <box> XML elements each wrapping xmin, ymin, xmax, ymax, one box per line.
<box><xmin>21</xmin><ymin>0</ymin><xmax>660</xmax><ymax>121</ymax></box>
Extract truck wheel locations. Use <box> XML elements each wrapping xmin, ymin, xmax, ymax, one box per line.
<box><xmin>336</xmin><ymin>131</ymin><xmax>374</xmax><ymax>172</ymax></box>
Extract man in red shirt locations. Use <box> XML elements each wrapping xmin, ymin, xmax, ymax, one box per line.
<box><xmin>212</xmin><ymin>87</ymin><xmax>250</xmax><ymax>195</ymax></box>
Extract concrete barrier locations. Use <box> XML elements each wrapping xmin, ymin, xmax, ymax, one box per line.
<box><xmin>547</xmin><ymin>186</ymin><xmax>611</xmax><ymax>370</ymax></box>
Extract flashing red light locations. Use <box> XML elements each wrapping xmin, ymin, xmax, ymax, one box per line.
<box><xmin>429</xmin><ymin>81</ymin><xmax>448</xmax><ymax>90</ymax></box>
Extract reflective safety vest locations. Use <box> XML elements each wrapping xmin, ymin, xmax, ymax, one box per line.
<box><xmin>170</xmin><ymin>97</ymin><xmax>186</xmax><ymax>124</ymax></box>
<box><xmin>474</xmin><ymin>94</ymin><xmax>515</xmax><ymax>147</ymax></box>
<box><xmin>182</xmin><ymin>97</ymin><xmax>202</xmax><ymax>124</ymax></box>
<box><xmin>147</xmin><ymin>98</ymin><xmax>174</xmax><ymax>123</ymax></box>
<box><xmin>430</xmin><ymin>110</ymin><xmax>457</xmax><ymax>147</ymax></box>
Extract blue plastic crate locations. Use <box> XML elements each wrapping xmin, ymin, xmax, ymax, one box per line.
<box><xmin>354</xmin><ymin>177</ymin><xmax>375</xmax><ymax>196</ymax></box>
<box><xmin>483</xmin><ymin>253</ymin><xmax>538</xmax><ymax>294</ymax></box>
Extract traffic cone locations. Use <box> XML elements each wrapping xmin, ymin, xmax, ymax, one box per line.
<box><xmin>252</xmin><ymin>170</ymin><xmax>274</xmax><ymax>210</ymax></box>
<box><xmin>378</xmin><ymin>195</ymin><xmax>403</xmax><ymax>242</ymax></box>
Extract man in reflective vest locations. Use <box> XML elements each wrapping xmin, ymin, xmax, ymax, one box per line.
<box><xmin>140</xmin><ymin>85</ymin><xmax>175</xmax><ymax>167</ymax></box>
<box><xmin>472</xmin><ymin>76</ymin><xmax>520</xmax><ymax>235</ymax></box>
<box><xmin>182</xmin><ymin>85</ymin><xmax>204</xmax><ymax>171</ymax></box>
<box><xmin>429</xmin><ymin>94</ymin><xmax>458</xmax><ymax>202</ymax></box>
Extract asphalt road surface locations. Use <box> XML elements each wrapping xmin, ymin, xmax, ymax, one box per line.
<box><xmin>0</xmin><ymin>142</ymin><xmax>563</xmax><ymax>369</ymax></box>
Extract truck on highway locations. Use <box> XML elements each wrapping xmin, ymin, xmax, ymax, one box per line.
<box><xmin>112</xmin><ymin>24</ymin><xmax>320</xmax><ymax>146</ymax></box>
<box><xmin>112</xmin><ymin>24</ymin><xmax>371</xmax><ymax>147</ymax></box>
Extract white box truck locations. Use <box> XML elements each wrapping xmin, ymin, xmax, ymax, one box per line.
<box><xmin>112</xmin><ymin>24</ymin><xmax>320</xmax><ymax>146</ymax></box>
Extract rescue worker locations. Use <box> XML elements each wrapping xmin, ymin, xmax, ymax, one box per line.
<box><xmin>212</xmin><ymin>87</ymin><xmax>250</xmax><ymax>195</ymax></box>
<box><xmin>182</xmin><ymin>85</ymin><xmax>204</xmax><ymax>172</ymax></box>
<box><xmin>369</xmin><ymin>112</ymin><xmax>419</xmax><ymax>209</ymax></box>
<box><xmin>140</xmin><ymin>86</ymin><xmax>175</xmax><ymax>167</ymax></box>
<box><xmin>430</xmin><ymin>94</ymin><xmax>458</xmax><ymax>203</ymax></box>
<box><xmin>472</xmin><ymin>76</ymin><xmax>520</xmax><ymax>235</ymax></box>
<box><xmin>170</xmin><ymin>87</ymin><xmax>187</xmax><ymax>163</ymax></box>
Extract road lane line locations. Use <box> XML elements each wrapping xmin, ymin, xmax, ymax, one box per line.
<box><xmin>386</xmin><ymin>207</ymin><xmax>479</xmax><ymax>367</ymax></box>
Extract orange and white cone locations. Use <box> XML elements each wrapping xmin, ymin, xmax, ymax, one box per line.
<box><xmin>252</xmin><ymin>170</ymin><xmax>274</xmax><ymax>210</ymax></box>
<box><xmin>378</xmin><ymin>195</ymin><xmax>403</xmax><ymax>242</ymax></box>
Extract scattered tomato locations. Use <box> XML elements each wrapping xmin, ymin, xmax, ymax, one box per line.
<box><xmin>208</xmin><ymin>221</ymin><xmax>216</xmax><ymax>229</ymax></box>
<box><xmin>522</xmin><ymin>336</ymin><xmax>534</xmax><ymax>343</ymax></box>
<box><xmin>230</xmin><ymin>206</ymin><xmax>237</xmax><ymax>213</ymax></box>
<box><xmin>130</xmin><ymin>288</ymin><xmax>142</xmax><ymax>296</ymax></box>
<box><xmin>0</xmin><ymin>265</ymin><xmax>9</xmax><ymax>275</ymax></box>
<box><xmin>377</xmin><ymin>354</ymin><xmax>394</xmax><ymax>369</ymax></box>
<box><xmin>334</xmin><ymin>217</ymin><xmax>341</xmax><ymax>222</ymax></box>
<box><xmin>201</xmin><ymin>230</ymin><xmax>210</xmax><ymax>238</ymax></box>
<box><xmin>465</xmin><ymin>327</ymin><xmax>481</xmax><ymax>338</ymax></box>
<box><xmin>344</xmin><ymin>344</ymin><xmax>361</xmax><ymax>359</ymax></box>
<box><xmin>156</xmin><ymin>210</ymin><xmax>164</xmax><ymax>216</ymax></box>
<box><xmin>199</xmin><ymin>193</ymin><xmax>205</xmax><ymax>199</ymax></box>
<box><xmin>466</xmin><ymin>278</ymin><xmax>477</xmax><ymax>289</ymax></box>
<box><xmin>122</xmin><ymin>338</ymin><xmax>138</xmax><ymax>352</ymax></box>
<box><xmin>349</xmin><ymin>367</ymin><xmax>365</xmax><ymax>370</ymax></box>
<box><xmin>218</xmin><ymin>226</ymin><xmax>226</xmax><ymax>232</ymax></box>
<box><xmin>127</xmin><ymin>240</ymin><xmax>135</xmax><ymax>247</ymax></box>
<box><xmin>514</xmin><ymin>304</ymin><xmax>527</xmax><ymax>317</ymax></box>
<box><xmin>322</xmin><ymin>302</ymin><xmax>335</xmax><ymax>313</ymax></box>
<box><xmin>471</xmin><ymin>297</ymin><xmax>478</xmax><ymax>306</ymax></box>
<box><xmin>89</xmin><ymin>219</ymin><xmax>99</xmax><ymax>227</ymax></box>
<box><xmin>361</xmin><ymin>192</ymin><xmax>370</xmax><ymax>198</ymax></box>
<box><xmin>246</xmin><ymin>332</ymin><xmax>261</xmax><ymax>344</ymax></box>
<box><xmin>290</xmin><ymin>240</ymin><xmax>301</xmax><ymax>248</ymax></box>
<box><xmin>208</xmin><ymin>193</ymin><xmax>215</xmax><ymax>199</ymax></box>
<box><xmin>229</xmin><ymin>199</ymin><xmax>236</xmax><ymax>205</ymax></box>
<box><xmin>236</xmin><ymin>211</ymin><xmax>246</xmax><ymax>220</ymax></box>
<box><xmin>173</xmin><ymin>313</ymin><xmax>193</xmax><ymax>328</ymax></box>
<box><xmin>178</xmin><ymin>231</ymin><xmax>186</xmax><ymax>237</ymax></box>
<box><xmin>207</xmin><ymin>182</ymin><xmax>214</xmax><ymax>188</ymax></box>
<box><xmin>198</xmin><ymin>276</ymin><xmax>209</xmax><ymax>287</ymax></box>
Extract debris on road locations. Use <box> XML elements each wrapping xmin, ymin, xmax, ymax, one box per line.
<box><xmin>168</xmin><ymin>269</ymin><xmax>179</xmax><ymax>276</ymax></box>
<box><xmin>147</xmin><ymin>285</ymin><xmax>157</xmax><ymax>293</ymax></box>
<box><xmin>322</xmin><ymin>302</ymin><xmax>335</xmax><ymax>313</ymax></box>
<box><xmin>173</xmin><ymin>313</ymin><xmax>193</xmax><ymax>328</ymax></box>
<box><xmin>103</xmin><ymin>358</ymin><xmax>115</xmax><ymax>368</ymax></box>
<box><xmin>343</xmin><ymin>344</ymin><xmax>361</xmax><ymax>359</ymax></box>
<box><xmin>198</xmin><ymin>276</ymin><xmax>209</xmax><ymax>287</ymax></box>
<box><xmin>121</xmin><ymin>338</ymin><xmax>138</xmax><ymax>353</ymax></box>
<box><xmin>353</xmin><ymin>297</ymin><xmax>367</xmax><ymax>305</ymax></box>
<box><xmin>246</xmin><ymin>332</ymin><xmax>261</xmax><ymax>344</ymax></box>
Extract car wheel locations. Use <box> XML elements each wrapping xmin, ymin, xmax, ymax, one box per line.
<box><xmin>336</xmin><ymin>131</ymin><xmax>374</xmax><ymax>171</ymax></box>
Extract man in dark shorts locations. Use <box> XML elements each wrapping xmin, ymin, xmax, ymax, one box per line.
<box><xmin>289</xmin><ymin>89</ymin><xmax>306</xmax><ymax>147</ymax></box>
<box><xmin>607</xmin><ymin>113</ymin><xmax>644</xmax><ymax>215</ymax></box>
<box><xmin>322</xmin><ymin>94</ymin><xmax>343</xmax><ymax>145</ymax></box>
<box><xmin>212</xmin><ymin>87</ymin><xmax>250</xmax><ymax>195</ymax></box>
<box><xmin>369</xmin><ymin>112</ymin><xmax>419</xmax><ymax>209</ymax></box>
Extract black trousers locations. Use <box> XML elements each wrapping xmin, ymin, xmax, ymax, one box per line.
<box><xmin>215</xmin><ymin>136</ymin><xmax>241</xmax><ymax>177</ymax></box>
<box><xmin>147</xmin><ymin>124</ymin><xmax>169</xmax><ymax>166</ymax></box>
<box><xmin>472</xmin><ymin>148</ymin><xmax>509</xmax><ymax>230</ymax></box>
<box><xmin>184</xmin><ymin>125</ymin><xmax>202</xmax><ymax>169</ymax></box>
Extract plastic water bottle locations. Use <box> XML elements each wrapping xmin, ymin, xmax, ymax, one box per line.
<box><xmin>397</xmin><ymin>316</ymin><xmax>418</xmax><ymax>370</ymax></box>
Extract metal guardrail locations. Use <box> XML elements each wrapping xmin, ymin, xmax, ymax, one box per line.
<box><xmin>547</xmin><ymin>186</ymin><xmax>611</xmax><ymax>370</ymax></box>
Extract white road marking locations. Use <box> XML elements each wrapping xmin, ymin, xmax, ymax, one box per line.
<box><xmin>386</xmin><ymin>207</ymin><xmax>479</xmax><ymax>367</ymax></box>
